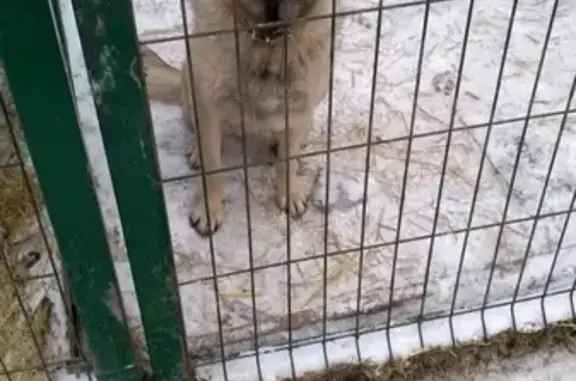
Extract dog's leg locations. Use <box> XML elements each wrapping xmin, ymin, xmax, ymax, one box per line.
<box><xmin>181</xmin><ymin>64</ymin><xmax>202</xmax><ymax>171</ymax></box>
<box><xmin>274</xmin><ymin>114</ymin><xmax>309</xmax><ymax>218</ymax></box>
<box><xmin>188</xmin><ymin>110</ymin><xmax>225</xmax><ymax>236</ymax></box>
<box><xmin>182</xmin><ymin>72</ymin><xmax>225</xmax><ymax>235</ymax></box>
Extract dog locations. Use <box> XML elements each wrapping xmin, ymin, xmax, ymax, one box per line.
<box><xmin>143</xmin><ymin>0</ymin><xmax>338</xmax><ymax>236</ymax></box>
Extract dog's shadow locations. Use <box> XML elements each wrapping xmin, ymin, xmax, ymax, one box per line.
<box><xmin>187</xmin><ymin>132</ymin><xmax>320</xmax><ymax>203</ymax></box>
<box><xmin>216</xmin><ymin>133</ymin><xmax>278</xmax><ymax>170</ymax></box>
<box><xmin>190</xmin><ymin>132</ymin><xmax>310</xmax><ymax>175</ymax></box>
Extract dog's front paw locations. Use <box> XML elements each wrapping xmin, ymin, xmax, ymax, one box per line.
<box><xmin>276</xmin><ymin>179</ymin><xmax>309</xmax><ymax>219</ymax></box>
<box><xmin>189</xmin><ymin>191</ymin><xmax>225</xmax><ymax>236</ymax></box>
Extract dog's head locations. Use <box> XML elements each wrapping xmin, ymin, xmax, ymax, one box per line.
<box><xmin>235</xmin><ymin>0</ymin><xmax>320</xmax><ymax>41</ymax></box>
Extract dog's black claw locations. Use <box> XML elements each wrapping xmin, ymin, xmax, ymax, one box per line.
<box><xmin>188</xmin><ymin>215</ymin><xmax>220</xmax><ymax>237</ymax></box>
<box><xmin>269</xmin><ymin>142</ymin><xmax>279</xmax><ymax>158</ymax></box>
<box><xmin>188</xmin><ymin>159</ymin><xmax>201</xmax><ymax>170</ymax></box>
<box><xmin>23</xmin><ymin>251</ymin><xmax>41</xmax><ymax>269</ymax></box>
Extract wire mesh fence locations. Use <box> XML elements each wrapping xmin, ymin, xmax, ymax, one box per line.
<box><xmin>1</xmin><ymin>0</ymin><xmax>575</xmax><ymax>380</ymax></box>
<box><xmin>1</xmin><ymin>61</ymin><xmax>91</xmax><ymax>381</ymax></box>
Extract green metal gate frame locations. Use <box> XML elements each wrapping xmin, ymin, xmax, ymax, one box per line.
<box><xmin>0</xmin><ymin>0</ymin><xmax>190</xmax><ymax>380</ymax></box>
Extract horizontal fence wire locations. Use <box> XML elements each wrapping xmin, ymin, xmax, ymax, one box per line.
<box><xmin>140</xmin><ymin>0</ymin><xmax>454</xmax><ymax>45</ymax></box>
<box><xmin>173</xmin><ymin>204</ymin><xmax>576</xmax><ymax>286</ymax></box>
<box><xmin>0</xmin><ymin>162</ymin><xmax>19</xmax><ymax>171</ymax></box>
<box><xmin>2</xmin><ymin>283</ymin><xmax>573</xmax><ymax>373</ymax></box>
<box><xmin>159</xmin><ymin>108</ymin><xmax>576</xmax><ymax>183</ymax></box>
<box><xmin>193</xmin><ymin>286</ymin><xmax>576</xmax><ymax>367</ymax></box>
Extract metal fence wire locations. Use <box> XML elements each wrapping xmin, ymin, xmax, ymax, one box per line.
<box><xmin>0</xmin><ymin>0</ymin><xmax>575</xmax><ymax>380</ymax></box>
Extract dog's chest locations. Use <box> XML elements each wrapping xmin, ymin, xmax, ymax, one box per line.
<box><xmin>238</xmin><ymin>42</ymin><xmax>309</xmax><ymax>122</ymax></box>
<box><xmin>244</xmin><ymin>77</ymin><xmax>307</xmax><ymax>120</ymax></box>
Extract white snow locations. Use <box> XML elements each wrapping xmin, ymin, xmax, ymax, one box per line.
<box><xmin>47</xmin><ymin>0</ymin><xmax>576</xmax><ymax>380</ymax></box>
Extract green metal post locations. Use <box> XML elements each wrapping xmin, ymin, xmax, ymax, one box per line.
<box><xmin>0</xmin><ymin>2</ymin><xmax>141</xmax><ymax>381</ymax></box>
<box><xmin>70</xmin><ymin>1</ymin><xmax>191</xmax><ymax>381</ymax></box>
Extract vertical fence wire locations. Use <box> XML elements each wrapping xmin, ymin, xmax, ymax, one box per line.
<box><xmin>387</xmin><ymin>0</ymin><xmax>432</xmax><ymax>356</ymax></box>
<box><xmin>448</xmin><ymin>0</ymin><xmax>520</xmax><ymax>345</ymax></box>
<box><xmin>511</xmin><ymin>75</ymin><xmax>576</xmax><ymax>329</ymax></box>
<box><xmin>321</xmin><ymin>0</ymin><xmax>339</xmax><ymax>367</ymax></box>
<box><xmin>231</xmin><ymin>2</ymin><xmax>263</xmax><ymax>380</ymax></box>
<box><xmin>48</xmin><ymin>0</ymin><xmax>71</xmax><ymax>85</ymax></box>
<box><xmin>282</xmin><ymin>19</ymin><xmax>297</xmax><ymax>380</ymax></box>
<box><xmin>572</xmin><ymin>269</ymin><xmax>576</xmax><ymax>319</ymax></box>
<box><xmin>541</xmin><ymin>190</ymin><xmax>576</xmax><ymax>325</ymax></box>
<box><xmin>0</xmin><ymin>356</ymin><xmax>16</xmax><ymax>381</ymax></box>
<box><xmin>481</xmin><ymin>0</ymin><xmax>560</xmax><ymax>338</ymax></box>
<box><xmin>177</xmin><ymin>1</ymin><xmax>230</xmax><ymax>380</ymax></box>
<box><xmin>418</xmin><ymin>0</ymin><xmax>476</xmax><ymax>348</ymax></box>
<box><xmin>538</xmin><ymin>78</ymin><xmax>576</xmax><ymax>327</ymax></box>
<box><xmin>354</xmin><ymin>0</ymin><xmax>387</xmax><ymax>358</ymax></box>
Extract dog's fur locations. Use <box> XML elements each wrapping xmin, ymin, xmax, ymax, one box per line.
<box><xmin>145</xmin><ymin>0</ymin><xmax>338</xmax><ymax>236</ymax></box>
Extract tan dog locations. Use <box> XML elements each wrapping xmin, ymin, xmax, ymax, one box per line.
<box><xmin>143</xmin><ymin>0</ymin><xmax>338</xmax><ymax>236</ymax></box>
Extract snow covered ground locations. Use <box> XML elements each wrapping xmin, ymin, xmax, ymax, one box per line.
<box><xmin>47</xmin><ymin>0</ymin><xmax>576</xmax><ymax>379</ymax></box>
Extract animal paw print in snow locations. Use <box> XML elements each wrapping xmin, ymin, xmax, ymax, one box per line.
<box><xmin>432</xmin><ymin>70</ymin><xmax>455</xmax><ymax>96</ymax></box>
